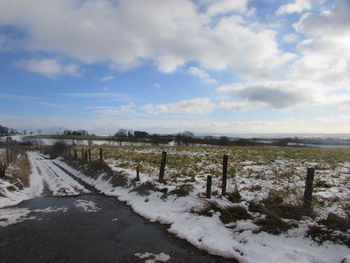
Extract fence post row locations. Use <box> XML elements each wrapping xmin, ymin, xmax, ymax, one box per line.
<box><xmin>222</xmin><ymin>155</ymin><xmax>228</xmax><ymax>196</ymax></box>
<box><xmin>303</xmin><ymin>167</ymin><xmax>315</xmax><ymax>213</ymax></box>
<box><xmin>206</xmin><ymin>175</ymin><xmax>212</xmax><ymax>199</ymax></box>
<box><xmin>158</xmin><ymin>151</ymin><xmax>167</xmax><ymax>182</ymax></box>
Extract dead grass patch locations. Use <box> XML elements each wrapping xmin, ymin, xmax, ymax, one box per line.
<box><xmin>130</xmin><ymin>181</ymin><xmax>159</xmax><ymax>196</ymax></box>
<box><xmin>253</xmin><ymin>216</ymin><xmax>296</xmax><ymax>235</ymax></box>
<box><xmin>168</xmin><ymin>184</ymin><xmax>194</xmax><ymax>197</ymax></box>
<box><xmin>64</xmin><ymin>157</ymin><xmax>128</xmax><ymax>187</ymax></box>
<box><xmin>6</xmin><ymin>152</ymin><xmax>31</xmax><ymax>190</ymax></box>
<box><xmin>194</xmin><ymin>201</ymin><xmax>252</xmax><ymax>224</ymax></box>
<box><xmin>307</xmin><ymin>223</ymin><xmax>350</xmax><ymax>247</ymax></box>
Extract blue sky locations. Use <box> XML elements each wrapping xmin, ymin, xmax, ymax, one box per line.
<box><xmin>1</xmin><ymin>0</ymin><xmax>350</xmax><ymax>135</ymax></box>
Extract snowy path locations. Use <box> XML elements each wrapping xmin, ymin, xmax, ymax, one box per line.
<box><xmin>27</xmin><ymin>152</ymin><xmax>90</xmax><ymax>196</ymax></box>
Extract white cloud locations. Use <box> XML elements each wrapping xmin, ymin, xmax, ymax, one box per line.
<box><xmin>144</xmin><ymin>98</ymin><xmax>215</xmax><ymax>114</ymax></box>
<box><xmin>95</xmin><ymin>103</ymin><xmax>136</xmax><ymax>115</ymax></box>
<box><xmin>206</xmin><ymin>0</ymin><xmax>248</xmax><ymax>16</ymax></box>
<box><xmin>217</xmin><ymin>0</ymin><xmax>350</xmax><ymax>112</ymax></box>
<box><xmin>276</xmin><ymin>0</ymin><xmax>312</xmax><ymax>15</ymax></box>
<box><xmin>0</xmin><ymin>0</ymin><xmax>293</xmax><ymax>79</ymax></box>
<box><xmin>291</xmin><ymin>0</ymin><xmax>350</xmax><ymax>88</ymax></box>
<box><xmin>283</xmin><ymin>34</ymin><xmax>300</xmax><ymax>43</ymax></box>
<box><xmin>15</xmin><ymin>58</ymin><xmax>79</xmax><ymax>78</ymax></box>
<box><xmin>188</xmin><ymin>66</ymin><xmax>216</xmax><ymax>84</ymax></box>
<box><xmin>101</xmin><ymin>76</ymin><xmax>115</xmax><ymax>82</ymax></box>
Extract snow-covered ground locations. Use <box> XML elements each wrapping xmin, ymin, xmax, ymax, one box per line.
<box><xmin>0</xmin><ymin>154</ymin><xmax>43</xmax><ymax>208</ymax></box>
<box><xmin>27</xmin><ymin>152</ymin><xmax>90</xmax><ymax>196</ymax></box>
<box><xmin>1</xmin><ymin>151</ymin><xmax>349</xmax><ymax>262</ymax></box>
<box><xmin>55</xmin><ymin>157</ymin><xmax>350</xmax><ymax>263</ymax></box>
<box><xmin>0</xmin><ymin>152</ymin><xmax>90</xmax><ymax>208</ymax></box>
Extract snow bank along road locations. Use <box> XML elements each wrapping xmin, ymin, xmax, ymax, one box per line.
<box><xmin>0</xmin><ymin>152</ymin><xmax>234</xmax><ymax>263</ymax></box>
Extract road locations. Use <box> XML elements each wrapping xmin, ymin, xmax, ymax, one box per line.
<box><xmin>0</xmin><ymin>153</ymin><xmax>237</xmax><ymax>263</ymax></box>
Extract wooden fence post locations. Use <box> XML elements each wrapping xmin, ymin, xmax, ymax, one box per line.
<box><xmin>158</xmin><ymin>151</ymin><xmax>167</xmax><ymax>182</ymax></box>
<box><xmin>74</xmin><ymin>149</ymin><xmax>77</xmax><ymax>158</ymax></box>
<box><xmin>0</xmin><ymin>164</ymin><xmax>3</xmax><ymax>177</ymax></box>
<box><xmin>88</xmin><ymin>149</ymin><xmax>91</xmax><ymax>161</ymax></box>
<box><xmin>136</xmin><ymin>164</ymin><xmax>141</xmax><ymax>181</ymax></box>
<box><xmin>222</xmin><ymin>155</ymin><xmax>228</xmax><ymax>196</ymax></box>
<box><xmin>99</xmin><ymin>148</ymin><xmax>103</xmax><ymax>161</ymax></box>
<box><xmin>81</xmin><ymin>148</ymin><xmax>84</xmax><ymax>159</ymax></box>
<box><xmin>303</xmin><ymin>168</ymin><xmax>315</xmax><ymax>214</ymax></box>
<box><xmin>206</xmin><ymin>175</ymin><xmax>212</xmax><ymax>199</ymax></box>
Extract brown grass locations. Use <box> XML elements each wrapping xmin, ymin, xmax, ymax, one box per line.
<box><xmin>168</xmin><ymin>183</ymin><xmax>194</xmax><ymax>197</ymax></box>
<box><xmin>5</xmin><ymin>152</ymin><xmax>31</xmax><ymax>190</ymax></box>
<box><xmin>194</xmin><ymin>201</ymin><xmax>252</xmax><ymax>224</ymax></box>
<box><xmin>64</xmin><ymin>157</ymin><xmax>128</xmax><ymax>187</ymax></box>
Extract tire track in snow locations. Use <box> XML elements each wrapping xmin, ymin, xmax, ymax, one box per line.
<box><xmin>51</xmin><ymin>161</ymin><xmax>100</xmax><ymax>195</ymax></box>
<box><xmin>28</xmin><ymin>152</ymin><xmax>90</xmax><ymax>197</ymax></box>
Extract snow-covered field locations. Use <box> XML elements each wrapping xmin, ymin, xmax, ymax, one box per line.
<box><xmin>57</xmin><ymin>150</ymin><xmax>350</xmax><ymax>263</ymax></box>
<box><xmin>95</xmin><ymin>146</ymin><xmax>350</xmax><ymax>219</ymax></box>
<box><xmin>1</xmin><ymin>149</ymin><xmax>349</xmax><ymax>263</ymax></box>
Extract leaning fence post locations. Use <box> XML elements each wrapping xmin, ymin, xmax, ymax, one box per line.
<box><xmin>99</xmin><ymin>148</ymin><xmax>103</xmax><ymax>161</ymax></box>
<box><xmin>206</xmin><ymin>175</ymin><xmax>212</xmax><ymax>199</ymax></box>
<box><xmin>222</xmin><ymin>155</ymin><xmax>228</xmax><ymax>196</ymax></box>
<box><xmin>158</xmin><ymin>151</ymin><xmax>167</xmax><ymax>182</ymax></box>
<box><xmin>303</xmin><ymin>167</ymin><xmax>315</xmax><ymax>214</ymax></box>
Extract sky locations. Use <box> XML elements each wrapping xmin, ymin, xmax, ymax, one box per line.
<box><xmin>0</xmin><ymin>0</ymin><xmax>350</xmax><ymax>135</ymax></box>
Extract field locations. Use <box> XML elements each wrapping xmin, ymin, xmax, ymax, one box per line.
<box><xmin>74</xmin><ymin>145</ymin><xmax>350</xmax><ymax>219</ymax></box>
<box><xmin>13</xmin><ymin>144</ymin><xmax>350</xmax><ymax>260</ymax></box>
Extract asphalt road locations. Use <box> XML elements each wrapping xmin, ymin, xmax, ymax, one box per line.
<box><xmin>0</xmin><ymin>195</ymin><xmax>238</xmax><ymax>263</ymax></box>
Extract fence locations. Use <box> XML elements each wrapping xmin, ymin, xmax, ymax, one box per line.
<box><xmin>35</xmin><ymin>145</ymin><xmax>317</xmax><ymax>215</ymax></box>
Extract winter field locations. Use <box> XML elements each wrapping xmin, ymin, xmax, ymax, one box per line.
<box><xmin>1</xmin><ymin>145</ymin><xmax>350</xmax><ymax>262</ymax></box>
<box><xmin>94</xmin><ymin>145</ymin><xmax>350</xmax><ymax>218</ymax></box>
<box><xmin>62</xmin><ymin>145</ymin><xmax>350</xmax><ymax>262</ymax></box>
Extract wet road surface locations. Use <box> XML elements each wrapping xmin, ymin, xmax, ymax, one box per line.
<box><xmin>0</xmin><ymin>195</ymin><xmax>238</xmax><ymax>263</ymax></box>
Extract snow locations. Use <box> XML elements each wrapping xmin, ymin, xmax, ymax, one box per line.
<box><xmin>73</xmin><ymin>200</ymin><xmax>100</xmax><ymax>212</ymax></box>
<box><xmin>54</xmin><ymin>158</ymin><xmax>350</xmax><ymax>263</ymax></box>
<box><xmin>27</xmin><ymin>152</ymin><xmax>90</xmax><ymax>196</ymax></box>
<box><xmin>0</xmin><ymin>151</ymin><xmax>91</xmax><ymax>208</ymax></box>
<box><xmin>0</xmin><ymin>208</ymin><xmax>33</xmax><ymax>227</ymax></box>
<box><xmin>32</xmin><ymin>207</ymin><xmax>68</xmax><ymax>213</ymax></box>
<box><xmin>0</xmin><ymin>153</ymin><xmax>44</xmax><ymax>208</ymax></box>
<box><xmin>134</xmin><ymin>252</ymin><xmax>171</xmax><ymax>263</ymax></box>
<box><xmin>0</xmin><ymin>206</ymin><xmax>69</xmax><ymax>228</ymax></box>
